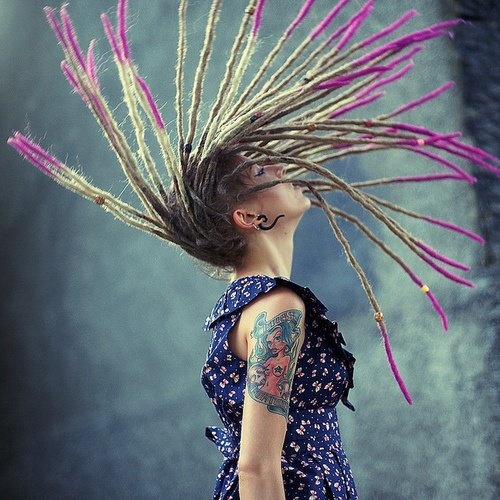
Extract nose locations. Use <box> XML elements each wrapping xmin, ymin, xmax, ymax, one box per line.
<box><xmin>274</xmin><ymin>164</ymin><xmax>286</xmax><ymax>179</ymax></box>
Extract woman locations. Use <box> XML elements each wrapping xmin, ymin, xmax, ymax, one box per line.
<box><xmin>202</xmin><ymin>157</ymin><xmax>357</xmax><ymax>498</ymax></box>
<box><xmin>8</xmin><ymin>1</ymin><xmax>499</xmax><ymax>498</ymax></box>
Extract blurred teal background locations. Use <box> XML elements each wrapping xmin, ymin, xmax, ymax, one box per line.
<box><xmin>1</xmin><ymin>1</ymin><xmax>498</xmax><ymax>498</ymax></box>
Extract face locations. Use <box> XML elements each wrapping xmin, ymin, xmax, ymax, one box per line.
<box><xmin>241</xmin><ymin>162</ymin><xmax>311</xmax><ymax>223</ymax></box>
<box><xmin>266</xmin><ymin>327</ymin><xmax>286</xmax><ymax>355</ymax></box>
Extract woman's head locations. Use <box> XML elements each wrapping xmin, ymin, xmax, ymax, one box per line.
<box><xmin>163</xmin><ymin>152</ymin><xmax>310</xmax><ymax>273</ymax></box>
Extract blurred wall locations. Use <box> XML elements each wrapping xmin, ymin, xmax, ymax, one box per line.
<box><xmin>0</xmin><ymin>1</ymin><xmax>498</xmax><ymax>499</ymax></box>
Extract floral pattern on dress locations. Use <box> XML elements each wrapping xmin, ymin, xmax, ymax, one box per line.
<box><xmin>202</xmin><ymin>275</ymin><xmax>357</xmax><ymax>499</ymax></box>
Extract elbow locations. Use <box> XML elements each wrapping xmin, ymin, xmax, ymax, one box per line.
<box><xmin>237</xmin><ymin>458</ymin><xmax>283</xmax><ymax>497</ymax></box>
<box><xmin>238</xmin><ymin>458</ymin><xmax>265</xmax><ymax>478</ymax></box>
<box><xmin>237</xmin><ymin>456</ymin><xmax>280</xmax><ymax>479</ymax></box>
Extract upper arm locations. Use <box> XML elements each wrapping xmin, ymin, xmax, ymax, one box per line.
<box><xmin>238</xmin><ymin>287</ymin><xmax>305</xmax><ymax>468</ymax></box>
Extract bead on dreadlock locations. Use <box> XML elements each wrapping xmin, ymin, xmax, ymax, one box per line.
<box><xmin>250</xmin><ymin>112</ymin><xmax>263</xmax><ymax>123</ymax></box>
<box><xmin>374</xmin><ymin>312</ymin><xmax>385</xmax><ymax>323</ymax></box>
<box><xmin>420</xmin><ymin>285</ymin><xmax>430</xmax><ymax>294</ymax></box>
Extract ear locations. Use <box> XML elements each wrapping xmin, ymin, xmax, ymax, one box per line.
<box><xmin>232</xmin><ymin>208</ymin><xmax>257</xmax><ymax>231</ymax></box>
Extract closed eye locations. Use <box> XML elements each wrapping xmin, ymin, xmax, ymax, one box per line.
<box><xmin>255</xmin><ymin>167</ymin><xmax>266</xmax><ymax>177</ymax></box>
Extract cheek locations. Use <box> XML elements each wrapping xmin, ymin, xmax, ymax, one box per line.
<box><xmin>261</xmin><ymin>185</ymin><xmax>289</xmax><ymax>203</ymax></box>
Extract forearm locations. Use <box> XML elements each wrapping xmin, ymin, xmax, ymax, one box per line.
<box><xmin>238</xmin><ymin>464</ymin><xmax>285</xmax><ymax>500</ymax></box>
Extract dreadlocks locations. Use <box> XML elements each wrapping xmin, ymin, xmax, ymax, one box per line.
<box><xmin>8</xmin><ymin>0</ymin><xmax>499</xmax><ymax>403</ymax></box>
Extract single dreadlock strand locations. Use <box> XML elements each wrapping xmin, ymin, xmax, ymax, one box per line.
<box><xmin>175</xmin><ymin>0</ymin><xmax>188</xmax><ymax>161</ymax></box>
<box><xmin>239</xmin><ymin>132</ymin><xmax>441</xmax><ymax>150</ymax></box>
<box><xmin>60</xmin><ymin>5</ymin><xmax>87</xmax><ymax>70</ymax></box>
<box><xmin>129</xmin><ymin>69</ymin><xmax>181</xmax><ymax>194</ymax></box>
<box><xmin>198</xmin><ymin>0</ymin><xmax>257</xmax><ymax>160</ymax></box>
<box><xmin>309</xmin><ymin>190</ymin><xmax>378</xmax><ymax>312</ymax></box>
<box><xmin>62</xmin><ymin>177</ymin><xmax>165</xmax><ymax>233</ymax></box>
<box><xmin>380</xmin><ymin>82</ymin><xmax>455</xmax><ymax>121</ymax></box>
<box><xmin>312</xmin><ymin>191</ymin><xmax>415</xmax><ymax>402</ymax></box>
<box><xmin>411</xmin><ymin>240</ymin><xmax>471</xmax><ymax>271</ymax></box>
<box><xmin>309</xmin><ymin>173</ymin><xmax>470</xmax><ymax>189</ymax></box>
<box><xmin>308</xmin><ymin>185</ymin><xmax>413</xmax><ymax>404</ymax></box>
<box><xmin>185</xmin><ymin>0</ymin><xmax>223</xmax><ymax>159</ymax></box>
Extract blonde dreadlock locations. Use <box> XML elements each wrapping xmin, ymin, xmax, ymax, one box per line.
<box><xmin>8</xmin><ymin>0</ymin><xmax>500</xmax><ymax>404</ymax></box>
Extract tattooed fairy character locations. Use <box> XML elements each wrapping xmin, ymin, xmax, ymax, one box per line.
<box><xmin>247</xmin><ymin>310</ymin><xmax>303</xmax><ymax>416</ymax></box>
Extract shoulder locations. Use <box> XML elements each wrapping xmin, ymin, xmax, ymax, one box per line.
<box><xmin>239</xmin><ymin>285</ymin><xmax>305</xmax><ymax>333</ymax></box>
<box><xmin>250</xmin><ymin>285</ymin><xmax>304</xmax><ymax>310</ymax></box>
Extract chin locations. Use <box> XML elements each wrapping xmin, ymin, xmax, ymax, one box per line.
<box><xmin>300</xmin><ymin>195</ymin><xmax>312</xmax><ymax>213</ymax></box>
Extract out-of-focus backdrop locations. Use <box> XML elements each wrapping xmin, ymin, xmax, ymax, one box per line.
<box><xmin>1</xmin><ymin>1</ymin><xmax>498</xmax><ymax>498</ymax></box>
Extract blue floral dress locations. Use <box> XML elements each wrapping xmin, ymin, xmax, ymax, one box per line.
<box><xmin>202</xmin><ymin>275</ymin><xmax>357</xmax><ymax>499</ymax></box>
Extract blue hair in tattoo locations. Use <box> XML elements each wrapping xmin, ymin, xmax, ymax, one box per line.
<box><xmin>251</xmin><ymin>311</ymin><xmax>299</xmax><ymax>361</ymax></box>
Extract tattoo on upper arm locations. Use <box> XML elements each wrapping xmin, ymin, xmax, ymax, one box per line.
<box><xmin>246</xmin><ymin>309</ymin><xmax>303</xmax><ymax>417</ymax></box>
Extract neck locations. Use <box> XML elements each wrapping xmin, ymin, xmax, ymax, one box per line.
<box><xmin>232</xmin><ymin>227</ymin><xmax>295</xmax><ymax>281</ymax></box>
